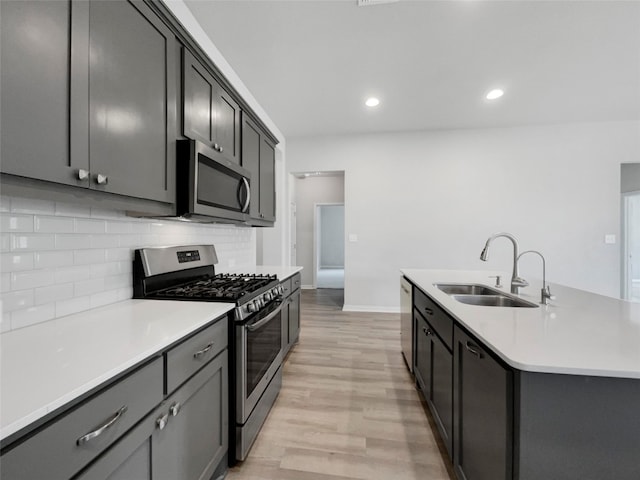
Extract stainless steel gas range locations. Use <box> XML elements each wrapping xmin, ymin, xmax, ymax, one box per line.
<box><xmin>133</xmin><ymin>245</ymin><xmax>284</xmax><ymax>464</ymax></box>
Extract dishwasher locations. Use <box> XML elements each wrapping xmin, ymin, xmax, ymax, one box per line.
<box><xmin>400</xmin><ymin>276</ymin><xmax>414</xmax><ymax>374</ymax></box>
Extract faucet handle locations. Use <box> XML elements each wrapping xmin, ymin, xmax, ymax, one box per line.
<box><xmin>541</xmin><ymin>285</ymin><xmax>555</xmax><ymax>304</ymax></box>
<box><xmin>489</xmin><ymin>275</ymin><xmax>502</xmax><ymax>288</ymax></box>
<box><xmin>512</xmin><ymin>276</ymin><xmax>529</xmax><ymax>288</ymax></box>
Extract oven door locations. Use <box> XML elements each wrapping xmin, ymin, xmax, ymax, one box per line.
<box><xmin>236</xmin><ymin>300</ymin><xmax>283</xmax><ymax>424</ymax></box>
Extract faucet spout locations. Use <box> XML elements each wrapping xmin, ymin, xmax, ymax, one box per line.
<box><xmin>479</xmin><ymin>232</ymin><xmax>528</xmax><ymax>294</ymax></box>
<box><xmin>517</xmin><ymin>250</ymin><xmax>554</xmax><ymax>305</ymax></box>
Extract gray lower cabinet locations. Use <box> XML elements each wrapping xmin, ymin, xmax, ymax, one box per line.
<box><xmin>281</xmin><ymin>274</ymin><xmax>301</xmax><ymax>356</ymax></box>
<box><xmin>77</xmin><ymin>351</ymin><xmax>228</xmax><ymax>480</ymax></box>
<box><xmin>1</xmin><ymin>0</ymin><xmax>177</xmax><ymax>205</ymax></box>
<box><xmin>414</xmin><ymin>311</ymin><xmax>453</xmax><ymax>457</ymax></box>
<box><xmin>453</xmin><ymin>325</ymin><xmax>512</xmax><ymax>480</ymax></box>
<box><xmin>183</xmin><ymin>49</ymin><xmax>240</xmax><ymax>165</ymax></box>
<box><xmin>241</xmin><ymin>113</ymin><xmax>276</xmax><ymax>226</ymax></box>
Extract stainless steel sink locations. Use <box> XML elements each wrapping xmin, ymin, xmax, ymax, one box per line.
<box><xmin>435</xmin><ymin>283</ymin><xmax>500</xmax><ymax>296</ymax></box>
<box><xmin>434</xmin><ymin>283</ymin><xmax>539</xmax><ymax>308</ymax></box>
<box><xmin>451</xmin><ymin>294</ymin><xmax>538</xmax><ymax>308</ymax></box>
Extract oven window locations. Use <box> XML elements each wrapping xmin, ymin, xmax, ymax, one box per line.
<box><xmin>246</xmin><ymin>310</ymin><xmax>281</xmax><ymax>397</ymax></box>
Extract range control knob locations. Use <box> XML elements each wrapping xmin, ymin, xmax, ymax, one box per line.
<box><xmin>255</xmin><ymin>298</ymin><xmax>263</xmax><ymax>309</ymax></box>
<box><xmin>247</xmin><ymin>302</ymin><xmax>256</xmax><ymax>313</ymax></box>
<box><xmin>277</xmin><ymin>285</ymin><xmax>284</xmax><ymax>295</ymax></box>
<box><xmin>264</xmin><ymin>292</ymin><xmax>272</xmax><ymax>302</ymax></box>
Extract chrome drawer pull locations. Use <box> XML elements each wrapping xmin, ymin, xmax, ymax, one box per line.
<box><xmin>424</xmin><ymin>307</ymin><xmax>434</xmax><ymax>316</ymax></box>
<box><xmin>156</xmin><ymin>412</ymin><xmax>169</xmax><ymax>431</ymax></box>
<box><xmin>76</xmin><ymin>406</ymin><xmax>127</xmax><ymax>446</ymax></box>
<box><xmin>423</xmin><ymin>327</ymin><xmax>433</xmax><ymax>336</ymax></box>
<box><xmin>193</xmin><ymin>342</ymin><xmax>214</xmax><ymax>359</ymax></box>
<box><xmin>465</xmin><ymin>342</ymin><xmax>484</xmax><ymax>359</ymax></box>
<box><xmin>169</xmin><ymin>402</ymin><xmax>181</xmax><ymax>417</ymax></box>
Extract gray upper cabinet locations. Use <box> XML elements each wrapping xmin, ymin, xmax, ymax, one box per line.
<box><xmin>241</xmin><ymin>113</ymin><xmax>276</xmax><ymax>226</ymax></box>
<box><xmin>0</xmin><ymin>0</ymin><xmax>177</xmax><ymax>205</ymax></box>
<box><xmin>183</xmin><ymin>49</ymin><xmax>240</xmax><ymax>165</ymax></box>
<box><xmin>0</xmin><ymin>0</ymin><xmax>83</xmax><ymax>186</ymax></box>
<box><xmin>88</xmin><ymin>0</ymin><xmax>177</xmax><ymax>203</ymax></box>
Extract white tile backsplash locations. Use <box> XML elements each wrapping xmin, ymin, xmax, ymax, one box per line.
<box><xmin>0</xmin><ymin>195</ymin><xmax>256</xmax><ymax>331</ymax></box>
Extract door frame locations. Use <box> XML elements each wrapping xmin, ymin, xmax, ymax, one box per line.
<box><xmin>621</xmin><ymin>190</ymin><xmax>640</xmax><ymax>301</ymax></box>
<box><xmin>313</xmin><ymin>202</ymin><xmax>345</xmax><ymax>288</ymax></box>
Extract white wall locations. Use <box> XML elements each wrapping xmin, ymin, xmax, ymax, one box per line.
<box><xmin>294</xmin><ymin>175</ymin><xmax>345</xmax><ymax>287</ymax></box>
<box><xmin>0</xmin><ymin>195</ymin><xmax>256</xmax><ymax>332</ymax></box>
<box><xmin>287</xmin><ymin>121</ymin><xmax>640</xmax><ymax>310</ymax></box>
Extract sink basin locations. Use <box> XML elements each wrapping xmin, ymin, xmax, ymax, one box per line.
<box><xmin>451</xmin><ymin>294</ymin><xmax>538</xmax><ymax>308</ymax></box>
<box><xmin>435</xmin><ymin>283</ymin><xmax>501</xmax><ymax>296</ymax></box>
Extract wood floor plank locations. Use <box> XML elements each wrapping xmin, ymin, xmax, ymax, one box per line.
<box><xmin>227</xmin><ymin>289</ymin><xmax>455</xmax><ymax>480</ymax></box>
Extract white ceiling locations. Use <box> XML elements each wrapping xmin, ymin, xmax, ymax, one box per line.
<box><xmin>184</xmin><ymin>0</ymin><xmax>640</xmax><ymax>139</ymax></box>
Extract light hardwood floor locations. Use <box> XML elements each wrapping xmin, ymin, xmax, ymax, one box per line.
<box><xmin>227</xmin><ymin>289</ymin><xmax>455</xmax><ymax>480</ymax></box>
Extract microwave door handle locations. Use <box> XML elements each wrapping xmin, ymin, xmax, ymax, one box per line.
<box><xmin>241</xmin><ymin>177</ymin><xmax>251</xmax><ymax>213</ymax></box>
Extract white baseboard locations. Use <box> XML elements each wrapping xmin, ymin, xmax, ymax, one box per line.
<box><xmin>301</xmin><ymin>284</ymin><xmax>315</xmax><ymax>290</ymax></box>
<box><xmin>342</xmin><ymin>305</ymin><xmax>401</xmax><ymax>314</ymax></box>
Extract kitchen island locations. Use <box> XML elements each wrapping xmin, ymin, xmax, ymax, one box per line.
<box><xmin>402</xmin><ymin>269</ymin><xmax>640</xmax><ymax>480</ymax></box>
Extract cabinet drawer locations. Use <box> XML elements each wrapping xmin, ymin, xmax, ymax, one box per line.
<box><xmin>1</xmin><ymin>357</ymin><xmax>163</xmax><ymax>480</ymax></box>
<box><xmin>166</xmin><ymin>317</ymin><xmax>228</xmax><ymax>394</ymax></box>
<box><xmin>414</xmin><ymin>288</ymin><xmax>453</xmax><ymax>351</ymax></box>
<box><xmin>281</xmin><ymin>273</ymin><xmax>301</xmax><ymax>298</ymax></box>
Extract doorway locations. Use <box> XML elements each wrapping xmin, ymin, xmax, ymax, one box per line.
<box><xmin>622</xmin><ymin>192</ymin><xmax>640</xmax><ymax>302</ymax></box>
<box><xmin>314</xmin><ymin>204</ymin><xmax>345</xmax><ymax>289</ymax></box>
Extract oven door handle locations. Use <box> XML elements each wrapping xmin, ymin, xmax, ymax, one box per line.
<box><xmin>246</xmin><ymin>301</ymin><xmax>284</xmax><ymax>332</ymax></box>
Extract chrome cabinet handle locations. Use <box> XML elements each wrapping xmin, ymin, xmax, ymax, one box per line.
<box><xmin>465</xmin><ymin>341</ymin><xmax>484</xmax><ymax>359</ymax></box>
<box><xmin>77</xmin><ymin>169</ymin><xmax>90</xmax><ymax>180</ymax></box>
<box><xmin>401</xmin><ymin>286</ymin><xmax>410</xmax><ymax>294</ymax></box>
<box><xmin>423</xmin><ymin>307</ymin><xmax>434</xmax><ymax>316</ymax></box>
<box><xmin>96</xmin><ymin>174</ymin><xmax>108</xmax><ymax>185</ymax></box>
<box><xmin>214</xmin><ymin>143</ymin><xmax>220</xmax><ymax>151</ymax></box>
<box><xmin>241</xmin><ymin>177</ymin><xmax>251</xmax><ymax>213</ymax></box>
<box><xmin>156</xmin><ymin>412</ymin><xmax>169</xmax><ymax>430</ymax></box>
<box><xmin>169</xmin><ymin>402</ymin><xmax>181</xmax><ymax>417</ymax></box>
<box><xmin>422</xmin><ymin>327</ymin><xmax>433</xmax><ymax>336</ymax></box>
<box><xmin>193</xmin><ymin>342</ymin><xmax>214</xmax><ymax>359</ymax></box>
<box><xmin>219</xmin><ymin>146</ymin><xmax>223</xmax><ymax>153</ymax></box>
<box><xmin>76</xmin><ymin>406</ymin><xmax>127</xmax><ymax>445</ymax></box>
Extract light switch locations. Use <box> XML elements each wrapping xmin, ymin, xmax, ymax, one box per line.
<box><xmin>348</xmin><ymin>234</ymin><xmax>358</xmax><ymax>242</ymax></box>
<box><xmin>604</xmin><ymin>234</ymin><xmax>616</xmax><ymax>244</ymax></box>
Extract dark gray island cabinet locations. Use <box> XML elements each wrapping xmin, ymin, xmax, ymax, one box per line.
<box><xmin>1</xmin><ymin>318</ymin><xmax>229</xmax><ymax>480</ymax></box>
<box><xmin>408</xmin><ymin>278</ymin><xmax>640</xmax><ymax>480</ymax></box>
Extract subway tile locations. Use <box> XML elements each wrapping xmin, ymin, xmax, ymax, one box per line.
<box><xmin>54</xmin><ymin>234</ymin><xmax>92</xmax><ymax>250</ymax></box>
<box><xmin>55</xmin><ymin>201</ymin><xmax>91</xmax><ymax>217</ymax></box>
<box><xmin>115</xmin><ymin>287</ymin><xmax>133</xmax><ymax>301</ymax></box>
<box><xmin>130</xmin><ymin>221</ymin><xmax>150</xmax><ymax>234</ymax></box>
<box><xmin>0</xmin><ymin>214</ymin><xmax>34</xmax><ymax>233</ymax></box>
<box><xmin>11</xmin><ymin>304</ymin><xmax>56</xmax><ymax>330</ymax></box>
<box><xmin>74</xmin><ymin>249</ymin><xmax>106</xmax><ymax>265</ymax></box>
<box><xmin>0</xmin><ymin>312</ymin><xmax>11</xmax><ymax>333</ymax></box>
<box><xmin>1</xmin><ymin>273</ymin><xmax>11</xmax><ymax>293</ymax></box>
<box><xmin>35</xmin><ymin>215</ymin><xmax>75</xmax><ymax>233</ymax></box>
<box><xmin>104</xmin><ymin>274</ymin><xmax>130</xmax><ymax>290</ymax></box>
<box><xmin>55</xmin><ymin>265</ymin><xmax>91</xmax><ymax>283</ymax></box>
<box><xmin>11</xmin><ymin>197</ymin><xmax>55</xmax><ymax>215</ymax></box>
<box><xmin>105</xmin><ymin>220</ymin><xmax>132</xmax><ymax>234</ymax></box>
<box><xmin>0</xmin><ymin>234</ymin><xmax>10</xmax><ymax>252</ymax></box>
<box><xmin>1</xmin><ymin>290</ymin><xmax>34</xmax><ymax>312</ymax></box>
<box><xmin>34</xmin><ymin>250</ymin><xmax>74</xmax><ymax>269</ymax></box>
<box><xmin>90</xmin><ymin>289</ymin><xmax>119</xmax><ymax>309</ymax></box>
<box><xmin>35</xmin><ymin>283</ymin><xmax>74</xmax><ymax>305</ymax></box>
<box><xmin>74</xmin><ymin>277</ymin><xmax>105</xmax><ymax>296</ymax></box>
<box><xmin>11</xmin><ymin>234</ymin><xmax>55</xmax><ymax>251</ymax></box>
<box><xmin>11</xmin><ymin>269</ymin><xmax>55</xmax><ymax>290</ymax></box>
<box><xmin>91</xmin><ymin>234</ymin><xmax>120</xmax><ymax>248</ymax></box>
<box><xmin>90</xmin><ymin>261</ymin><xmax>128</xmax><ymax>278</ymax></box>
<box><xmin>105</xmin><ymin>248</ymin><xmax>132</xmax><ymax>263</ymax></box>
<box><xmin>91</xmin><ymin>207</ymin><xmax>124</xmax><ymax>219</ymax></box>
<box><xmin>56</xmin><ymin>295</ymin><xmax>91</xmax><ymax>317</ymax></box>
<box><xmin>75</xmin><ymin>218</ymin><xmax>106</xmax><ymax>234</ymax></box>
<box><xmin>118</xmin><ymin>234</ymin><xmax>141</xmax><ymax>248</ymax></box>
<box><xmin>0</xmin><ymin>196</ymin><xmax>11</xmax><ymax>212</ymax></box>
<box><xmin>1</xmin><ymin>252</ymin><xmax>34</xmax><ymax>272</ymax></box>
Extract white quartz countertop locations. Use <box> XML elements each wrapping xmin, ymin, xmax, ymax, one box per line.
<box><xmin>401</xmin><ymin>269</ymin><xmax>640</xmax><ymax>379</ymax></box>
<box><xmin>219</xmin><ymin>265</ymin><xmax>303</xmax><ymax>280</ymax></box>
<box><xmin>0</xmin><ymin>299</ymin><xmax>234</xmax><ymax>442</ymax></box>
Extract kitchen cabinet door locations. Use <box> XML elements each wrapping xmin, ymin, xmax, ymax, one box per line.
<box><xmin>0</xmin><ymin>0</ymin><xmax>88</xmax><ymax>186</ymax></box>
<box><xmin>88</xmin><ymin>0</ymin><xmax>176</xmax><ymax>203</ymax></box>
<box><xmin>259</xmin><ymin>138</ymin><xmax>276</xmax><ymax>222</ymax></box>
<box><xmin>241</xmin><ymin>114</ymin><xmax>262</xmax><ymax>220</ymax></box>
<box><xmin>414</xmin><ymin>311</ymin><xmax>453</xmax><ymax>457</ymax></box>
<box><xmin>154</xmin><ymin>350</ymin><xmax>228</xmax><ymax>480</ymax></box>
<box><xmin>453</xmin><ymin>325</ymin><xmax>512</xmax><ymax>480</ymax></box>
<box><xmin>288</xmin><ymin>289</ymin><xmax>301</xmax><ymax>347</ymax></box>
<box><xmin>183</xmin><ymin>50</ymin><xmax>240</xmax><ymax>165</ymax></box>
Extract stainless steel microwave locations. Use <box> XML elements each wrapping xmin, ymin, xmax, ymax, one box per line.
<box><xmin>176</xmin><ymin>139</ymin><xmax>251</xmax><ymax>223</ymax></box>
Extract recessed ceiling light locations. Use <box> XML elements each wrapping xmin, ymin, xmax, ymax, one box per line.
<box><xmin>365</xmin><ymin>97</ymin><xmax>380</xmax><ymax>107</ymax></box>
<box><xmin>486</xmin><ymin>89</ymin><xmax>504</xmax><ymax>100</ymax></box>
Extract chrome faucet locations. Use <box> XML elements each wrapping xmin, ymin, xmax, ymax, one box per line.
<box><xmin>479</xmin><ymin>232</ymin><xmax>529</xmax><ymax>294</ymax></box>
<box><xmin>517</xmin><ymin>250</ymin><xmax>554</xmax><ymax>305</ymax></box>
